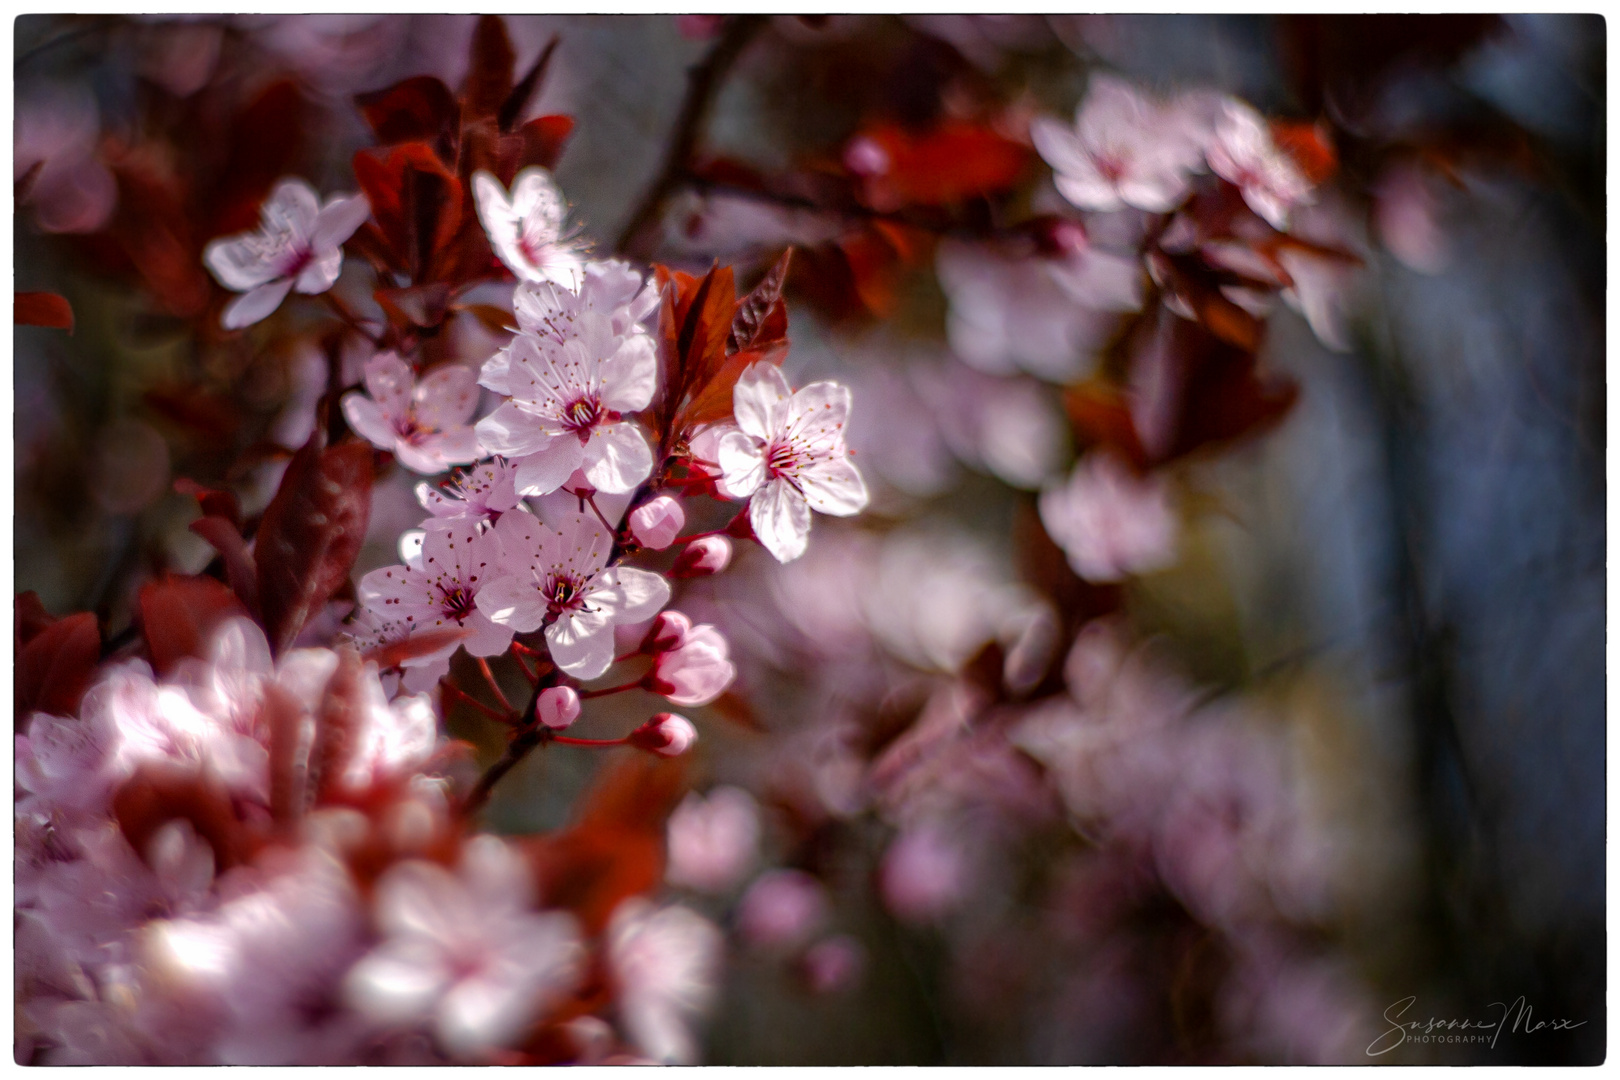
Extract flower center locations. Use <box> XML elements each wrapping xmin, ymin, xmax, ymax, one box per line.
<box><xmin>440</xmin><ymin>586</ymin><xmax>477</xmax><ymax>622</ymax></box>
<box><xmin>562</xmin><ymin>394</ymin><xmax>604</xmax><ymax>436</ymax></box>
<box><xmin>545</xmin><ymin>574</ymin><xmax>589</xmax><ymax>619</ymax></box>
<box><xmin>280</xmin><ymin>243</ymin><xmax>316</xmax><ymax>279</ymax></box>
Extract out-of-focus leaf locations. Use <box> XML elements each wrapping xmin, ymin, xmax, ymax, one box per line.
<box><xmin>498</xmin><ymin>35</ymin><xmax>559</xmax><ymax>133</ymax></box>
<box><xmin>255</xmin><ymin>436</ymin><xmax>374</xmax><ymax>656</ymax></box>
<box><xmin>310</xmin><ymin>646</ymin><xmax>367</xmax><ymax>801</ymax></box>
<box><xmin>113</xmin><ymin>760</ymin><xmax>256</xmax><ymax>872</ymax></box>
<box><xmin>15</xmin><ymin>592</ymin><xmax>58</xmax><ymax>653</ymax></box>
<box><xmin>15</xmin><ymin>292</ymin><xmax>73</xmax><ymax>331</ymax></box>
<box><xmin>210</xmin><ymin>80</ymin><xmax>309</xmax><ymax>237</ymax></box>
<box><xmin>356</xmin><ymin>75</ymin><xmax>460</xmax><ymax>156</ymax></box>
<box><xmin>143</xmin><ymin>383</ymin><xmax>242</xmax><ymax>446</ymax></box>
<box><xmin>138</xmin><ymin>573</ymin><xmax>247</xmax><ymax>676</ymax></box>
<box><xmin>851</xmin><ymin>121</ymin><xmax>1030</xmax><ymax>209</ymax></box>
<box><xmin>15</xmin><ymin>611</ymin><xmax>99</xmax><ymax>722</ymax></box>
<box><xmin>1271</xmin><ymin>120</ymin><xmax>1338</xmax><ymax>185</ymax></box>
<box><xmin>264</xmin><ymin>679</ymin><xmax>311</xmax><ymax>826</ymax></box>
<box><xmin>463</xmin><ymin>15</ymin><xmax>516</xmax><ymax>120</ymax></box>
<box><xmin>361</xmin><ymin>625</ymin><xmax>470</xmax><ymax>671</ymax></box>
<box><xmin>173</xmin><ymin>478</ymin><xmax>242</xmax><ymax>529</ymax></box>
<box><xmin>375</xmin><ymin>282</ymin><xmax>453</xmax><ymax>329</ymax></box>
<box><xmin>1062</xmin><ymin>381</ymin><xmax>1150</xmax><ymax>467</ymax></box>
<box><xmin>188</xmin><ymin>515</ymin><xmax>260</xmax><ymax>618</ymax></box>
<box><xmin>454</xmin><ymin>303</ymin><xmax>518</xmax><ymax>337</ymax></box>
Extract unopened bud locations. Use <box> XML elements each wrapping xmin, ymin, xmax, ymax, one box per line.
<box><xmin>646</xmin><ymin>610</ymin><xmax>693</xmax><ymax>652</ymax></box>
<box><xmin>673</xmin><ymin>535</ymin><xmax>732</xmax><ymax>578</ymax></box>
<box><xmin>536</xmin><ymin>686</ymin><xmax>581</xmax><ymax>729</ymax></box>
<box><xmin>629</xmin><ymin>496</ymin><xmax>685</xmax><ymax>550</ymax></box>
<box><xmin>630</xmin><ymin>713</ymin><xmax>697</xmax><ymax>757</ymax></box>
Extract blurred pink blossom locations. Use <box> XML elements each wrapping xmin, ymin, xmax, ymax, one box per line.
<box><xmin>1031</xmin><ymin>75</ymin><xmax>1206</xmax><ymax>213</ymax></box>
<box><xmin>666</xmin><ymin>786</ymin><xmax>762</xmax><ymax>894</ymax></box>
<box><xmin>607</xmin><ymin>900</ymin><xmax>723</xmax><ymax>1065</ymax></box>
<box><xmin>1039</xmin><ymin>451</ymin><xmax>1177</xmax><ymax>582</ymax></box>
<box><xmin>738</xmin><ymin>869</ymin><xmax>828</xmax><ymax>949</ymax></box>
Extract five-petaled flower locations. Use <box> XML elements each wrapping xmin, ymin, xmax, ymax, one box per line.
<box><xmin>357</xmin><ymin>519</ymin><xmax>513</xmax><ymax>668</ymax></box>
<box><xmin>1030</xmin><ymin>75</ymin><xmax>1205</xmax><ymax>214</ymax></box>
<box><xmin>204</xmin><ymin>177</ymin><xmax>370</xmax><ymax>329</ymax></box>
<box><xmin>472</xmin><ymin>167</ymin><xmax>587</xmax><ymax>288</ymax></box>
<box><xmin>342</xmin><ymin>353</ymin><xmax>483</xmax><ymax>475</ymax></box>
<box><xmin>717</xmin><ymin>364</ymin><xmax>869</xmax><ymax>564</ymax></box>
<box><xmin>475</xmin><ymin>510</ymin><xmax>671</xmax><ymax>680</ymax></box>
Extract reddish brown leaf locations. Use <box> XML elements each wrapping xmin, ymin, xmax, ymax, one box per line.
<box><xmin>498</xmin><ymin>35</ymin><xmax>559</xmax><ymax>133</ymax></box>
<box><xmin>463</xmin><ymin>15</ymin><xmax>516</xmax><ymax>120</ymax></box>
<box><xmin>362</xmin><ymin>625</ymin><xmax>471</xmax><ymax>670</ymax></box>
<box><xmin>188</xmin><ymin>515</ymin><xmax>260</xmax><ymax>618</ymax></box>
<box><xmin>514</xmin><ymin>114</ymin><xmax>575</xmax><ymax>175</ymax></box>
<box><xmin>15</xmin><ymin>592</ymin><xmax>58</xmax><ymax>652</ymax></box>
<box><xmin>114</xmin><ymin>760</ymin><xmax>255</xmax><ymax>873</ymax></box>
<box><xmin>375</xmin><ymin>282</ymin><xmax>453</xmax><ymax>329</ymax></box>
<box><xmin>852</xmin><ymin>121</ymin><xmax>1030</xmax><ymax>209</ymax></box>
<box><xmin>356</xmin><ymin>75</ymin><xmax>460</xmax><ymax>154</ymax></box>
<box><xmin>263</xmin><ymin>680</ymin><xmax>311</xmax><ymax>826</ymax></box>
<box><xmin>728</xmin><ymin>248</ymin><xmax>792</xmax><ymax>354</ymax></box>
<box><xmin>1062</xmin><ymin>382</ymin><xmax>1150</xmax><ymax>467</ymax></box>
<box><xmin>15</xmin><ymin>292</ymin><xmax>73</xmax><ymax>331</ymax></box>
<box><xmin>311</xmin><ymin>646</ymin><xmax>367</xmax><ymax>801</ymax></box>
<box><xmin>210</xmin><ymin>80</ymin><xmax>311</xmax><ymax>238</ymax></box>
<box><xmin>143</xmin><ymin>383</ymin><xmax>243</xmax><ymax>446</ymax></box>
<box><xmin>1271</xmin><ymin>120</ymin><xmax>1338</xmax><ymax>185</ymax></box>
<box><xmin>16</xmin><ymin>611</ymin><xmax>100</xmax><ymax>721</ymax></box>
<box><xmin>352</xmin><ymin>142</ymin><xmax>461</xmax><ymax>279</ymax></box>
<box><xmin>138</xmin><ymin>574</ymin><xmax>248</xmax><ymax>676</ymax></box>
<box><xmin>173</xmin><ymin>478</ymin><xmax>242</xmax><ymax>529</ymax></box>
<box><xmin>255</xmin><ymin>437</ymin><xmax>374</xmax><ymax>656</ymax></box>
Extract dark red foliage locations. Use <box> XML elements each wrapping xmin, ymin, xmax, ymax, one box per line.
<box><xmin>15</xmin><ymin>292</ymin><xmax>74</xmax><ymax>331</ymax></box>
<box><xmin>114</xmin><ymin>760</ymin><xmax>256</xmax><ymax>872</ymax></box>
<box><xmin>254</xmin><ymin>434</ymin><xmax>374</xmax><ymax>656</ymax></box>
<box><xmin>15</xmin><ymin>609</ymin><xmax>100</xmax><ymax>722</ymax></box>
<box><xmin>848</xmin><ymin>120</ymin><xmax>1031</xmax><ymax>211</ymax></box>
<box><xmin>173</xmin><ymin>478</ymin><xmax>242</xmax><ymax>530</ymax></box>
<box><xmin>138</xmin><ymin>574</ymin><xmax>248</xmax><ymax>676</ymax></box>
<box><xmin>188</xmin><ymin>515</ymin><xmax>260</xmax><ymax>618</ymax></box>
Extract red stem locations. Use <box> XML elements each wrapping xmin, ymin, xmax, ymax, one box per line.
<box><xmin>477</xmin><ymin>656</ymin><xmax>515</xmax><ymax>714</ymax></box>
<box><xmin>550</xmin><ymin>734</ymin><xmax>630</xmax><ymax>748</ymax></box>
<box><xmin>440</xmin><ymin>678</ymin><xmax>517</xmax><ymax>724</ymax></box>
<box><xmin>579</xmin><ymin>679</ymin><xmax>646</xmax><ymax>700</ymax></box>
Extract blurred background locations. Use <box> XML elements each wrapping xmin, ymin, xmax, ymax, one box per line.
<box><xmin>14</xmin><ymin>14</ymin><xmax>1605</xmax><ymax>1064</ymax></box>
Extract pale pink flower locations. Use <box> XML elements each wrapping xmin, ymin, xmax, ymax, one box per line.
<box><xmin>14</xmin><ymin>85</ymin><xmax>117</xmax><ymax>234</ymax></box>
<box><xmin>717</xmin><ymin>363</ymin><xmax>869</xmax><ymax>563</ymax></box>
<box><xmin>665</xmin><ymin>786</ymin><xmax>761</xmax><ymax>895</ymax></box>
<box><xmin>630</xmin><ymin>713</ymin><xmax>698</xmax><ymax>758</ymax></box>
<box><xmin>629</xmin><ymin>495</ymin><xmax>685</xmax><ymax>549</ymax></box>
<box><xmin>342</xmin><ymin>686</ymin><xmax>440</xmax><ymax>792</ymax></box>
<box><xmin>476</xmin><ymin>510</ymin><xmax>670</xmax><ymax>679</ymax></box>
<box><xmin>536</xmin><ymin>686</ymin><xmax>581</xmax><ymax>730</ymax></box>
<box><xmin>1031</xmin><ymin>75</ymin><xmax>1205</xmax><ymax>213</ymax></box>
<box><xmin>649</xmin><ymin>623</ymin><xmax>736</xmax><ymax>707</ymax></box>
<box><xmin>1206</xmin><ymin>99</ymin><xmax>1314</xmax><ymax>230</ymax></box>
<box><xmin>16</xmin><ymin>706</ymin><xmax>121</xmax><ymax>819</ymax></box>
<box><xmin>504</xmin><ymin>260</ymin><xmax>659</xmax><ymax>345</ymax></box>
<box><xmin>357</xmin><ymin>518</ymin><xmax>514</xmax><ymax>663</ymax></box>
<box><xmin>672</xmin><ymin>535</ymin><xmax>732</xmax><ymax>578</ymax></box>
<box><xmin>342</xmin><ymin>354</ymin><xmax>482</xmax><ymax>475</ymax></box>
<box><xmin>342</xmin><ymin>836</ymin><xmax>585</xmax><ymax>1061</ymax></box>
<box><xmin>203</xmin><ymin>177</ymin><xmax>369</xmax><ymax>329</ymax></box>
<box><xmin>345</xmin><ymin>607</ymin><xmax>452</xmax><ymax>696</ymax></box>
<box><xmin>471</xmin><ymin>167</ymin><xmax>586</xmax><ymax>287</ymax></box>
<box><xmin>415</xmin><ymin>457</ymin><xmax>523</xmax><ymax>527</ymax></box>
<box><xmin>1374</xmin><ymin>161</ymin><xmax>1450</xmax><ymax>274</ymax></box>
<box><xmin>475</xmin><ymin>305</ymin><xmax>657</xmax><ymax>496</ymax></box>
<box><xmin>737</xmin><ymin>869</ymin><xmax>827</xmax><ymax>949</ymax></box>
<box><xmin>880</xmin><ymin>823</ymin><xmax>970</xmax><ymax>924</ymax></box>
<box><xmin>607</xmin><ymin>900</ymin><xmax>724</xmax><ymax>1065</ymax></box>
<box><xmin>646</xmin><ymin>610</ymin><xmax>694</xmax><ymax>651</ymax></box>
<box><xmin>1038</xmin><ymin>451</ymin><xmax>1177</xmax><ymax>582</ymax></box>
<box><xmin>1277</xmin><ymin>246</ymin><xmax>1358</xmax><ymax>353</ymax></box>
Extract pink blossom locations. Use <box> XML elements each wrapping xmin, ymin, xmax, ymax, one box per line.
<box><xmin>471</xmin><ymin>168</ymin><xmax>586</xmax><ymax>287</ymax></box>
<box><xmin>475</xmin><ymin>295</ymin><xmax>657</xmax><ymax>496</ymax></box>
<box><xmin>536</xmin><ymin>686</ymin><xmax>581</xmax><ymax>730</ymax></box>
<box><xmin>737</xmin><ymin>869</ymin><xmax>827</xmax><ymax>948</ymax></box>
<box><xmin>357</xmin><ymin>518</ymin><xmax>513</xmax><ymax>663</ymax></box>
<box><xmin>648</xmin><ymin>623</ymin><xmax>736</xmax><ymax>707</ymax></box>
<box><xmin>1277</xmin><ymin>245</ymin><xmax>1358</xmax><ymax>354</ymax></box>
<box><xmin>629</xmin><ymin>495</ymin><xmax>685</xmax><ymax>549</ymax></box>
<box><xmin>647</xmin><ymin>610</ymin><xmax>693</xmax><ymax>651</ymax></box>
<box><xmin>203</xmin><ymin>177</ymin><xmax>369</xmax><ymax>329</ymax></box>
<box><xmin>801</xmin><ymin>934</ymin><xmax>866</xmax><ymax>994</ymax></box>
<box><xmin>672</xmin><ymin>535</ymin><xmax>732</xmax><ymax>578</ymax></box>
<box><xmin>415</xmin><ymin>458</ymin><xmax>524</xmax><ymax>526</ymax></box>
<box><xmin>880</xmin><ymin>823</ymin><xmax>970</xmax><ymax>924</ymax></box>
<box><xmin>1038</xmin><ymin>451</ymin><xmax>1177</xmax><ymax>582</ymax></box>
<box><xmin>342</xmin><ymin>836</ymin><xmax>585</xmax><ymax>1061</ymax></box>
<box><xmin>716</xmin><ymin>363</ymin><xmax>869</xmax><ymax>563</ymax></box>
<box><xmin>606</xmin><ymin>900</ymin><xmax>723</xmax><ymax>1065</ymax></box>
<box><xmin>629</xmin><ymin>713</ymin><xmax>698</xmax><ymax>758</ymax></box>
<box><xmin>341</xmin><ymin>354</ymin><xmax>482</xmax><ymax>476</ymax></box>
<box><xmin>1374</xmin><ymin>160</ymin><xmax>1450</xmax><ymax>274</ymax></box>
<box><xmin>1206</xmin><ymin>99</ymin><xmax>1314</xmax><ymax>230</ymax></box>
<box><xmin>14</xmin><ymin>85</ymin><xmax>117</xmax><ymax>234</ymax></box>
<box><xmin>476</xmin><ymin>510</ymin><xmax>670</xmax><ymax>679</ymax></box>
<box><xmin>1031</xmin><ymin>75</ymin><xmax>1205</xmax><ymax>213</ymax></box>
<box><xmin>665</xmin><ymin>787</ymin><xmax>761</xmax><ymax>894</ymax></box>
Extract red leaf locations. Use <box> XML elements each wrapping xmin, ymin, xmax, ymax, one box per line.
<box><xmin>15</xmin><ymin>592</ymin><xmax>58</xmax><ymax>652</ymax></box>
<box><xmin>356</xmin><ymin>75</ymin><xmax>460</xmax><ymax>153</ymax></box>
<box><xmin>1271</xmin><ymin>120</ymin><xmax>1338</xmax><ymax>185</ymax></box>
<box><xmin>15</xmin><ymin>292</ymin><xmax>73</xmax><ymax>331</ymax></box>
<box><xmin>498</xmin><ymin>35</ymin><xmax>559</xmax><ymax>133</ymax></box>
<box><xmin>210</xmin><ymin>80</ymin><xmax>311</xmax><ymax>238</ymax></box>
<box><xmin>362</xmin><ymin>625</ymin><xmax>471</xmax><ymax>670</ymax></box>
<box><xmin>1062</xmin><ymin>382</ymin><xmax>1150</xmax><ymax>467</ymax></box>
<box><xmin>463</xmin><ymin>15</ymin><xmax>516</xmax><ymax>120</ymax></box>
<box><xmin>310</xmin><ymin>646</ymin><xmax>368</xmax><ymax>801</ymax></box>
<box><xmin>138</xmin><ymin>574</ymin><xmax>248</xmax><ymax>676</ymax></box>
<box><xmin>263</xmin><ymin>681</ymin><xmax>311</xmax><ymax>826</ymax></box>
<box><xmin>501</xmin><ymin>114</ymin><xmax>575</xmax><ymax>181</ymax></box>
<box><xmin>728</xmin><ymin>248</ymin><xmax>792</xmax><ymax>354</ymax></box>
<box><xmin>374</xmin><ymin>282</ymin><xmax>453</xmax><ymax>329</ymax></box>
<box><xmin>852</xmin><ymin>121</ymin><xmax>1030</xmax><ymax>209</ymax></box>
<box><xmin>188</xmin><ymin>515</ymin><xmax>260</xmax><ymax>618</ymax></box>
<box><xmin>352</xmin><ymin>142</ymin><xmax>461</xmax><ymax>280</ymax></box>
<box><xmin>15</xmin><ymin>611</ymin><xmax>100</xmax><ymax>721</ymax></box>
<box><xmin>173</xmin><ymin>478</ymin><xmax>242</xmax><ymax>529</ymax></box>
<box><xmin>114</xmin><ymin>761</ymin><xmax>255</xmax><ymax>873</ymax></box>
<box><xmin>143</xmin><ymin>383</ymin><xmax>243</xmax><ymax>446</ymax></box>
<box><xmin>255</xmin><ymin>437</ymin><xmax>374</xmax><ymax>655</ymax></box>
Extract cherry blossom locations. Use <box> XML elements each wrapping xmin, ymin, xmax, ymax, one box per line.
<box><xmin>665</xmin><ymin>787</ymin><xmax>761</xmax><ymax>895</ymax></box>
<box><xmin>880</xmin><ymin>822</ymin><xmax>971</xmax><ymax>924</ymax></box>
<box><xmin>342</xmin><ymin>354</ymin><xmax>482</xmax><ymax>476</ymax></box>
<box><xmin>672</xmin><ymin>535</ymin><xmax>732</xmax><ymax>578</ymax></box>
<box><xmin>607</xmin><ymin>900</ymin><xmax>724</xmax><ymax>1065</ymax></box>
<box><xmin>737</xmin><ymin>869</ymin><xmax>827</xmax><ymax>949</ymax></box>
<box><xmin>629</xmin><ymin>713</ymin><xmax>698</xmax><ymax>757</ymax></box>
<box><xmin>415</xmin><ymin>458</ymin><xmax>523</xmax><ymax>527</ymax></box>
<box><xmin>648</xmin><ymin>621</ymin><xmax>736</xmax><ymax>707</ymax></box>
<box><xmin>801</xmin><ymin>935</ymin><xmax>866</xmax><ymax>995</ymax></box>
<box><xmin>536</xmin><ymin>686</ymin><xmax>582</xmax><ymax>729</ymax></box>
<box><xmin>475</xmin><ymin>510</ymin><xmax>671</xmax><ymax>679</ymax></box>
<box><xmin>358</xmin><ymin>519</ymin><xmax>513</xmax><ymax>669</ymax></box>
<box><xmin>717</xmin><ymin>363</ymin><xmax>869</xmax><ymax>563</ymax></box>
<box><xmin>629</xmin><ymin>495</ymin><xmax>685</xmax><ymax>549</ymax></box>
<box><xmin>1038</xmin><ymin>451</ymin><xmax>1178</xmax><ymax>582</ymax></box>
<box><xmin>203</xmin><ymin>177</ymin><xmax>370</xmax><ymax>329</ymax></box>
<box><xmin>475</xmin><ymin>302</ymin><xmax>658</xmax><ymax>497</ymax></box>
<box><xmin>1031</xmin><ymin>75</ymin><xmax>1205</xmax><ymax>214</ymax></box>
<box><xmin>342</xmin><ymin>836</ymin><xmax>585</xmax><ymax>1061</ymax></box>
<box><xmin>1205</xmin><ymin>98</ymin><xmax>1314</xmax><ymax>230</ymax></box>
<box><xmin>471</xmin><ymin>167</ymin><xmax>587</xmax><ymax>287</ymax></box>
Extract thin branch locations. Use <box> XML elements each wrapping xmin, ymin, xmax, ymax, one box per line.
<box><xmin>616</xmin><ymin>14</ymin><xmax>769</xmax><ymax>259</ymax></box>
<box><xmin>476</xmin><ymin>656</ymin><xmax>516</xmax><ymax>714</ymax></box>
<box><xmin>440</xmin><ymin>677</ymin><xmax>516</xmax><ymax>724</ymax></box>
<box><xmin>579</xmin><ymin>679</ymin><xmax>646</xmax><ymax>700</ymax></box>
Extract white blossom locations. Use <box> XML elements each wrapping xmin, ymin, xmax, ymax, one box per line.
<box><xmin>1038</xmin><ymin>451</ymin><xmax>1178</xmax><ymax>582</ymax></box>
<box><xmin>1205</xmin><ymin>98</ymin><xmax>1314</xmax><ymax>230</ymax></box>
<box><xmin>471</xmin><ymin>167</ymin><xmax>586</xmax><ymax>287</ymax></box>
<box><xmin>342</xmin><ymin>354</ymin><xmax>482</xmax><ymax>476</ymax></box>
<box><xmin>1031</xmin><ymin>75</ymin><xmax>1205</xmax><ymax>214</ymax></box>
<box><xmin>357</xmin><ymin>518</ymin><xmax>514</xmax><ymax>664</ymax></box>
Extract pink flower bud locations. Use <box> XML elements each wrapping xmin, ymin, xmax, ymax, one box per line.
<box><xmin>536</xmin><ymin>686</ymin><xmax>581</xmax><ymax>729</ymax></box>
<box><xmin>737</xmin><ymin>869</ymin><xmax>826</xmax><ymax>949</ymax></box>
<box><xmin>672</xmin><ymin>535</ymin><xmax>732</xmax><ymax>578</ymax></box>
<box><xmin>647</xmin><ymin>610</ymin><xmax>693</xmax><ymax>652</ymax></box>
<box><xmin>843</xmin><ymin>135</ymin><xmax>890</xmax><ymax>177</ymax></box>
<box><xmin>629</xmin><ymin>496</ymin><xmax>685</xmax><ymax>550</ymax></box>
<box><xmin>648</xmin><ymin>624</ymin><xmax>735</xmax><ymax>707</ymax></box>
<box><xmin>629</xmin><ymin>713</ymin><xmax>697</xmax><ymax>757</ymax></box>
